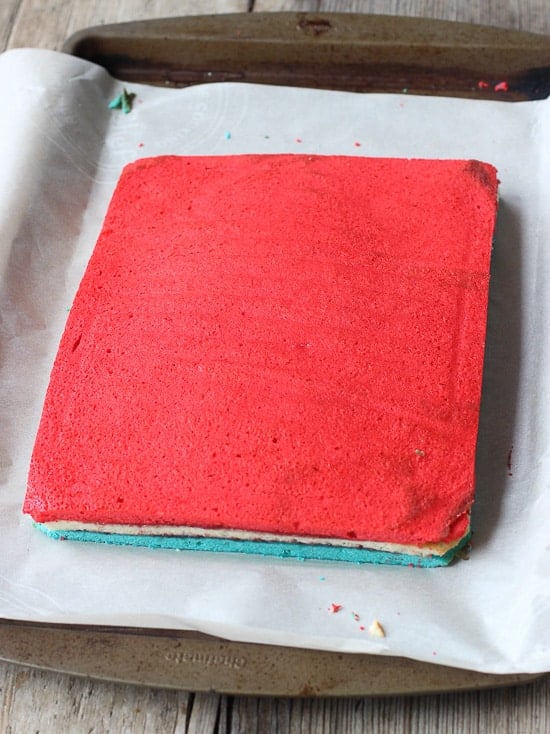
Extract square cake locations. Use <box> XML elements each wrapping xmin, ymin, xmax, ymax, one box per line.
<box><xmin>23</xmin><ymin>154</ymin><xmax>498</xmax><ymax>566</ymax></box>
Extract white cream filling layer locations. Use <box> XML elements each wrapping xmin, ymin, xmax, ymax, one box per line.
<box><xmin>40</xmin><ymin>520</ymin><xmax>469</xmax><ymax>558</ymax></box>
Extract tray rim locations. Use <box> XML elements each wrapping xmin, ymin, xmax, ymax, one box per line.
<box><xmin>61</xmin><ymin>11</ymin><xmax>550</xmax><ymax>100</ymax></box>
<box><xmin>0</xmin><ymin>618</ymin><xmax>546</xmax><ymax>696</ymax></box>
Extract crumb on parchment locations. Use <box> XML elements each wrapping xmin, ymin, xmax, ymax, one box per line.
<box><xmin>368</xmin><ymin>619</ymin><xmax>386</xmax><ymax>638</ymax></box>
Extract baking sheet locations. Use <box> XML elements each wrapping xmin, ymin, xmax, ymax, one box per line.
<box><xmin>0</xmin><ymin>47</ymin><xmax>549</xmax><ymax>675</ymax></box>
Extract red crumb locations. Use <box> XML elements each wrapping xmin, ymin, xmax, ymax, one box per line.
<box><xmin>138</xmin><ymin>142</ymin><xmax>144</xmax><ymax>148</ymax></box>
<box><xmin>477</xmin><ymin>80</ymin><xmax>489</xmax><ymax>89</ymax></box>
<box><xmin>494</xmin><ymin>81</ymin><xmax>509</xmax><ymax>92</ymax></box>
<box><xmin>359</xmin><ymin>625</ymin><xmax>365</xmax><ymax>631</ymax></box>
<box><xmin>295</xmin><ymin>138</ymin><xmax>302</xmax><ymax>143</ymax></box>
<box><xmin>354</xmin><ymin>142</ymin><xmax>361</xmax><ymax>147</ymax></box>
<box><xmin>329</xmin><ymin>603</ymin><xmax>343</xmax><ymax>614</ymax></box>
<box><xmin>352</xmin><ymin>611</ymin><xmax>360</xmax><ymax>621</ymax></box>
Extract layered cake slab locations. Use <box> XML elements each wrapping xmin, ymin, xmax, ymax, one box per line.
<box><xmin>24</xmin><ymin>155</ymin><xmax>498</xmax><ymax>566</ymax></box>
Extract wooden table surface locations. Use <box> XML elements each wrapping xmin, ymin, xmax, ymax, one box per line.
<box><xmin>1</xmin><ymin>1</ymin><xmax>549</xmax><ymax>731</ymax></box>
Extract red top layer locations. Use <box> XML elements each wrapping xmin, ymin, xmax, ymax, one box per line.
<box><xmin>25</xmin><ymin>155</ymin><xmax>498</xmax><ymax>545</ymax></box>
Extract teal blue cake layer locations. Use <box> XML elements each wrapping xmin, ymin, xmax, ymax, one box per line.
<box><xmin>36</xmin><ymin>524</ymin><xmax>470</xmax><ymax>567</ymax></box>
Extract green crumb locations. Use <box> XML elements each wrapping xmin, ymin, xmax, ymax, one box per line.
<box><xmin>108</xmin><ymin>88</ymin><xmax>136</xmax><ymax>114</ymax></box>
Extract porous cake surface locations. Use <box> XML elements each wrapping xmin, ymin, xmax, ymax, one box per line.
<box><xmin>24</xmin><ymin>155</ymin><xmax>497</xmax><ymax>550</ymax></box>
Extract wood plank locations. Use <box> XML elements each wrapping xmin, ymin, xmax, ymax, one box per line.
<box><xmin>186</xmin><ymin>693</ymin><xmax>223</xmax><ymax>734</ymax></box>
<box><xmin>0</xmin><ymin>0</ymin><xmax>20</xmax><ymax>52</ymax></box>
<box><xmin>254</xmin><ymin>0</ymin><xmax>550</xmax><ymax>33</ymax></box>
<box><xmin>227</xmin><ymin>678</ymin><xmax>550</xmax><ymax>733</ymax></box>
<box><xmin>6</xmin><ymin>0</ymin><xmax>249</xmax><ymax>51</ymax></box>
<box><xmin>0</xmin><ymin>662</ymin><xmax>193</xmax><ymax>733</ymax></box>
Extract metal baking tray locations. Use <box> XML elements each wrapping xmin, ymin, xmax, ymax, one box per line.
<box><xmin>2</xmin><ymin>13</ymin><xmax>549</xmax><ymax>696</ymax></box>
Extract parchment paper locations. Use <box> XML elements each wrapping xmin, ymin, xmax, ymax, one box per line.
<box><xmin>0</xmin><ymin>48</ymin><xmax>549</xmax><ymax>674</ymax></box>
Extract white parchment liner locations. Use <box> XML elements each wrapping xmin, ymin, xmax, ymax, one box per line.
<box><xmin>0</xmin><ymin>48</ymin><xmax>549</xmax><ymax>674</ymax></box>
